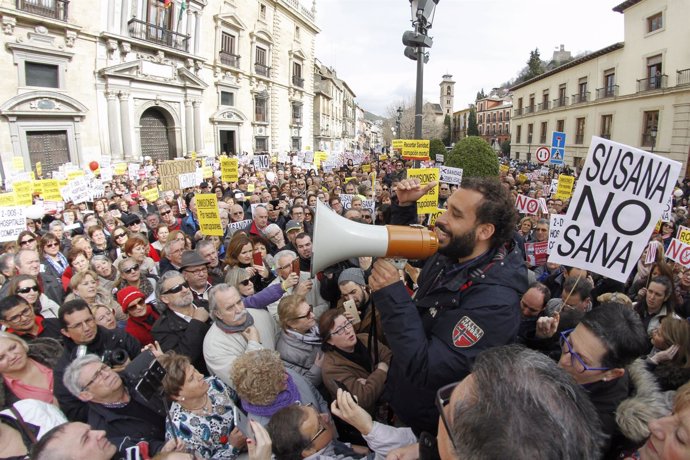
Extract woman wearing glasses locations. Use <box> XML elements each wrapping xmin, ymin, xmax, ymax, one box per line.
<box><xmin>276</xmin><ymin>295</ymin><xmax>323</xmax><ymax>387</ymax></box>
<box><xmin>114</xmin><ymin>257</ymin><xmax>158</xmax><ymax>307</ymax></box>
<box><xmin>8</xmin><ymin>275</ymin><xmax>60</xmax><ymax>319</ymax></box>
<box><xmin>40</xmin><ymin>232</ymin><xmax>68</xmax><ymax>275</ymax></box>
<box><xmin>116</xmin><ymin>286</ymin><xmax>159</xmax><ymax>346</ymax></box>
<box><xmin>121</xmin><ymin>235</ymin><xmax>158</xmax><ymax>277</ymax></box>
<box><xmin>557</xmin><ymin>302</ymin><xmax>664</xmax><ymax>457</ymax></box>
<box><xmin>16</xmin><ymin>231</ymin><xmax>39</xmax><ymax>251</ymax></box>
<box><xmin>110</xmin><ymin>225</ymin><xmax>130</xmax><ymax>261</ymax></box>
<box><xmin>318</xmin><ymin>310</ymin><xmax>391</xmax><ymax>414</ymax></box>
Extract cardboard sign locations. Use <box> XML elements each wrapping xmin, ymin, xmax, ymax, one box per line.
<box><xmin>661</xmin><ymin>195</ymin><xmax>673</xmax><ymax>222</ymax></box>
<box><xmin>666</xmin><ymin>238</ymin><xmax>690</xmax><ymax>268</ymax></box>
<box><xmin>253</xmin><ymin>155</ymin><xmax>270</xmax><ymax>170</ymax></box>
<box><xmin>69</xmin><ymin>177</ymin><xmax>90</xmax><ymax>204</ymax></box>
<box><xmin>0</xmin><ymin>207</ymin><xmax>26</xmax><ymax>242</ymax></box>
<box><xmin>515</xmin><ymin>194</ymin><xmax>540</xmax><ymax>215</ymax></box>
<box><xmin>141</xmin><ymin>188</ymin><xmax>160</xmax><ymax>202</ymax></box>
<box><xmin>439</xmin><ymin>166</ymin><xmax>463</xmax><ymax>185</ymax></box>
<box><xmin>499</xmin><ymin>164</ymin><xmax>510</xmax><ymax>174</ymax></box>
<box><xmin>221</xmin><ymin>157</ymin><xmax>239</xmax><ymax>183</ymax></box>
<box><xmin>100</xmin><ymin>166</ymin><xmax>113</xmax><ymax>182</ymax></box>
<box><xmin>554</xmin><ymin>175</ymin><xmax>575</xmax><ymax>200</ymax></box>
<box><xmin>196</xmin><ymin>194</ymin><xmax>224</xmax><ymax>236</ymax></box>
<box><xmin>11</xmin><ymin>156</ymin><xmax>25</xmax><ymax>171</ymax></box>
<box><xmin>401</xmin><ymin>140</ymin><xmax>430</xmax><ymax>161</ymax></box>
<box><xmin>0</xmin><ymin>192</ymin><xmax>17</xmax><ymax>207</ymax></box>
<box><xmin>549</xmin><ymin>137</ymin><xmax>682</xmax><ymax>283</ymax></box>
<box><xmin>677</xmin><ymin>226</ymin><xmax>690</xmax><ymax>245</ymax></box>
<box><xmin>428</xmin><ymin>208</ymin><xmax>445</xmax><ymax>227</ymax></box>
<box><xmin>228</xmin><ymin>219</ymin><xmax>252</xmax><ymax>230</ymax></box>
<box><xmin>114</xmin><ymin>163</ymin><xmax>128</xmax><ymax>176</ymax></box>
<box><xmin>159</xmin><ymin>159</ymin><xmax>196</xmax><ymax>191</ymax></box>
<box><xmin>407</xmin><ymin>168</ymin><xmax>439</xmax><ymax>214</ymax></box>
<box><xmin>178</xmin><ymin>172</ymin><xmax>198</xmax><ymax>190</ymax></box>
<box><xmin>339</xmin><ymin>194</ymin><xmax>354</xmax><ymax>210</ymax></box>
<box><xmin>525</xmin><ymin>241</ymin><xmax>549</xmax><ymax>266</ymax></box>
<box><xmin>548</xmin><ymin>214</ymin><xmax>568</xmax><ymax>254</ymax></box>
<box><xmin>13</xmin><ymin>181</ymin><xmax>33</xmax><ymax>206</ymax></box>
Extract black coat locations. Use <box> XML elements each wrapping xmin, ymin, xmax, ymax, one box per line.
<box><xmin>151</xmin><ymin>308</ymin><xmax>210</xmax><ymax>375</ymax></box>
<box><xmin>53</xmin><ymin>326</ymin><xmax>142</xmax><ymax>422</ymax></box>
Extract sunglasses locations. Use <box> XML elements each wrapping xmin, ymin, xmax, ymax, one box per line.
<box><xmin>160</xmin><ymin>209</ymin><xmax>172</xmax><ymax>215</ymax></box>
<box><xmin>127</xmin><ymin>299</ymin><xmax>145</xmax><ymax>312</ymax></box>
<box><xmin>127</xmin><ymin>221</ymin><xmax>141</xmax><ymax>226</ymax></box>
<box><xmin>122</xmin><ymin>264</ymin><xmax>140</xmax><ymax>274</ymax></box>
<box><xmin>162</xmin><ymin>281</ymin><xmax>189</xmax><ymax>295</ymax></box>
<box><xmin>17</xmin><ymin>285</ymin><xmax>39</xmax><ymax>294</ymax></box>
<box><xmin>239</xmin><ymin>279</ymin><xmax>253</xmax><ymax>286</ymax></box>
<box><xmin>292</xmin><ymin>305</ymin><xmax>314</xmax><ymax>320</ymax></box>
<box><xmin>436</xmin><ymin>382</ymin><xmax>459</xmax><ymax>450</ymax></box>
<box><xmin>44</xmin><ymin>242</ymin><xmax>59</xmax><ymax>248</ymax></box>
<box><xmin>20</xmin><ymin>238</ymin><xmax>36</xmax><ymax>246</ymax></box>
<box><xmin>113</xmin><ymin>233</ymin><xmax>126</xmax><ymax>239</ymax></box>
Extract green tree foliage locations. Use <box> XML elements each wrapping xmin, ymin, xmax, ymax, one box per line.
<box><xmin>442</xmin><ymin>115</ymin><xmax>452</xmax><ymax>146</ymax></box>
<box><xmin>429</xmin><ymin>139</ymin><xmax>446</xmax><ymax>163</ymax></box>
<box><xmin>468</xmin><ymin>108</ymin><xmax>479</xmax><ymax>136</ymax></box>
<box><xmin>500</xmin><ymin>140</ymin><xmax>511</xmax><ymax>155</ymax></box>
<box><xmin>446</xmin><ymin>136</ymin><xmax>499</xmax><ymax>177</ymax></box>
<box><xmin>476</xmin><ymin>89</ymin><xmax>486</xmax><ymax>100</ymax></box>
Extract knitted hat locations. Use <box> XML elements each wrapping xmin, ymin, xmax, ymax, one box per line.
<box><xmin>117</xmin><ymin>286</ymin><xmax>145</xmax><ymax>312</ymax></box>
<box><xmin>338</xmin><ymin>268</ymin><xmax>366</xmax><ymax>287</ymax></box>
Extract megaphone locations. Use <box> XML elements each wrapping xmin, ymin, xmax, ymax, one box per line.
<box><xmin>311</xmin><ymin>200</ymin><xmax>439</xmax><ymax>276</ymax></box>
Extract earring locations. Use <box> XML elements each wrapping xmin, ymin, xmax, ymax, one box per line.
<box><xmin>180</xmin><ymin>397</ymin><xmax>185</xmax><ymax>401</ymax></box>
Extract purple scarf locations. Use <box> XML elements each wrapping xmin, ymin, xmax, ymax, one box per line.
<box><xmin>241</xmin><ymin>373</ymin><xmax>301</xmax><ymax>418</ymax></box>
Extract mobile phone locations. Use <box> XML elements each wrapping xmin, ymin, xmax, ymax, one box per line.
<box><xmin>292</xmin><ymin>258</ymin><xmax>301</xmax><ymax>275</ymax></box>
<box><xmin>342</xmin><ymin>299</ymin><xmax>361</xmax><ymax>325</ymax></box>
<box><xmin>234</xmin><ymin>406</ymin><xmax>254</xmax><ymax>438</ymax></box>
<box><xmin>253</xmin><ymin>252</ymin><xmax>263</xmax><ymax>266</ymax></box>
<box><xmin>332</xmin><ymin>379</ymin><xmax>349</xmax><ymax>392</ymax></box>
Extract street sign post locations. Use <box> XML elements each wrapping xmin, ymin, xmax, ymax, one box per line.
<box><xmin>535</xmin><ymin>146</ymin><xmax>550</xmax><ymax>164</ymax></box>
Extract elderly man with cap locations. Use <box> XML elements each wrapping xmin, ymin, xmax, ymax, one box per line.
<box><xmin>179</xmin><ymin>250</ymin><xmax>213</xmax><ymax>310</ymax></box>
<box><xmin>284</xmin><ymin>220</ymin><xmax>303</xmax><ymax>252</ymax></box>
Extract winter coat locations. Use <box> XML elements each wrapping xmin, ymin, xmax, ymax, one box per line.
<box><xmin>152</xmin><ymin>307</ymin><xmax>210</xmax><ymax>375</ymax></box>
<box><xmin>276</xmin><ymin>330</ymin><xmax>322</xmax><ymax>387</ymax></box>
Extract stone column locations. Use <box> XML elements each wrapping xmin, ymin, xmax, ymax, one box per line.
<box><xmin>193</xmin><ymin>99</ymin><xmax>203</xmax><ymax>153</ymax></box>
<box><xmin>184</xmin><ymin>98</ymin><xmax>194</xmax><ymax>155</ymax></box>
<box><xmin>194</xmin><ymin>12</ymin><xmax>200</xmax><ymax>55</ymax></box>
<box><xmin>119</xmin><ymin>91</ymin><xmax>134</xmax><ymax>161</ymax></box>
<box><xmin>106</xmin><ymin>90</ymin><xmax>123</xmax><ymax>160</ymax></box>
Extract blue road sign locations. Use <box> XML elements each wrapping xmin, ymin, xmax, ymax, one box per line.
<box><xmin>550</xmin><ymin>131</ymin><xmax>566</xmax><ymax>165</ymax></box>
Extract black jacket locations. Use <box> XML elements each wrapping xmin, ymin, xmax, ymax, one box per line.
<box><xmin>53</xmin><ymin>326</ymin><xmax>142</xmax><ymax>422</ymax></box>
<box><xmin>372</xmin><ymin>203</ymin><xmax>527</xmax><ymax>435</ymax></box>
<box><xmin>151</xmin><ymin>308</ymin><xmax>210</xmax><ymax>375</ymax></box>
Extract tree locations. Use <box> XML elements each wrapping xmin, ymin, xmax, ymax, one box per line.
<box><xmin>476</xmin><ymin>89</ymin><xmax>486</xmax><ymax>100</ymax></box>
<box><xmin>442</xmin><ymin>115</ymin><xmax>452</xmax><ymax>146</ymax></box>
<box><xmin>446</xmin><ymin>136</ymin><xmax>499</xmax><ymax>177</ymax></box>
<box><xmin>467</xmin><ymin>107</ymin><xmax>479</xmax><ymax>136</ymax></box>
<box><xmin>429</xmin><ymin>139</ymin><xmax>446</xmax><ymax>163</ymax></box>
<box><xmin>500</xmin><ymin>140</ymin><xmax>511</xmax><ymax>156</ymax></box>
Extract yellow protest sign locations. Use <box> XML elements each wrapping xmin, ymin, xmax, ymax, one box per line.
<box><xmin>114</xmin><ymin>163</ymin><xmax>128</xmax><ymax>176</ymax></box>
<box><xmin>67</xmin><ymin>171</ymin><xmax>85</xmax><ymax>181</ymax></box>
<box><xmin>0</xmin><ymin>192</ymin><xmax>17</xmax><ymax>207</ymax></box>
<box><xmin>191</xmin><ymin>152</ymin><xmax>197</xmax><ymax>160</ymax></box>
<box><xmin>36</xmin><ymin>162</ymin><xmax>42</xmax><ymax>177</ymax></box>
<box><xmin>428</xmin><ymin>208</ymin><xmax>445</xmax><ymax>226</ymax></box>
<box><xmin>221</xmin><ymin>157</ymin><xmax>238</xmax><ymax>183</ymax></box>
<box><xmin>33</xmin><ymin>180</ymin><xmax>44</xmax><ymax>196</ymax></box>
<box><xmin>677</xmin><ymin>226</ymin><xmax>690</xmax><ymax>245</ymax></box>
<box><xmin>247</xmin><ymin>184</ymin><xmax>255</xmax><ymax>193</ymax></box>
<box><xmin>402</xmin><ymin>140</ymin><xmax>430</xmax><ymax>161</ymax></box>
<box><xmin>517</xmin><ymin>174</ymin><xmax>527</xmax><ymax>183</ymax></box>
<box><xmin>196</xmin><ymin>194</ymin><xmax>223</xmax><ymax>236</ymax></box>
<box><xmin>12</xmin><ymin>156</ymin><xmax>25</xmax><ymax>171</ymax></box>
<box><xmin>554</xmin><ymin>175</ymin><xmax>575</xmax><ymax>200</ymax></box>
<box><xmin>13</xmin><ymin>181</ymin><xmax>33</xmax><ymax>206</ymax></box>
<box><xmin>41</xmin><ymin>179</ymin><xmax>62</xmax><ymax>201</ymax></box>
<box><xmin>407</xmin><ymin>168</ymin><xmax>439</xmax><ymax>214</ymax></box>
<box><xmin>362</xmin><ymin>164</ymin><xmax>371</xmax><ymax>173</ymax></box>
<box><xmin>379</xmin><ymin>154</ymin><xmax>388</xmax><ymax>161</ymax></box>
<box><xmin>141</xmin><ymin>188</ymin><xmax>160</xmax><ymax>202</ymax></box>
<box><xmin>499</xmin><ymin>164</ymin><xmax>510</xmax><ymax>174</ymax></box>
<box><xmin>201</xmin><ymin>166</ymin><xmax>213</xmax><ymax>179</ymax></box>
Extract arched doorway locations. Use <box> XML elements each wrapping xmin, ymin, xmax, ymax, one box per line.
<box><xmin>139</xmin><ymin>108</ymin><xmax>174</xmax><ymax>162</ymax></box>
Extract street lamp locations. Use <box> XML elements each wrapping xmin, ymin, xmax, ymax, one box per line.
<box><xmin>396</xmin><ymin>106</ymin><xmax>403</xmax><ymax>139</ymax></box>
<box><xmin>650</xmin><ymin>126</ymin><xmax>658</xmax><ymax>153</ymax></box>
<box><xmin>402</xmin><ymin>0</ymin><xmax>439</xmax><ymax>140</ymax></box>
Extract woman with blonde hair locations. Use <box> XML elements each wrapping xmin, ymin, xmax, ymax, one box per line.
<box><xmin>65</xmin><ymin>270</ymin><xmax>124</xmax><ymax>321</ymax></box>
<box><xmin>647</xmin><ymin>315</ymin><xmax>690</xmax><ymax>391</ymax></box>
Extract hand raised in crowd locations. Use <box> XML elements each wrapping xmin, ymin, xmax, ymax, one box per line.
<box><xmin>143</xmin><ymin>340</ymin><xmax>164</xmax><ymax>358</ymax></box>
<box><xmin>358</xmin><ymin>256</ymin><xmax>373</xmax><ymax>271</ymax></box>
<box><xmin>330</xmin><ymin>388</ymin><xmax>373</xmax><ymax>436</ymax></box>
<box><xmin>294</xmin><ymin>279</ymin><xmax>313</xmax><ymax>296</ymax></box>
<box><xmin>535</xmin><ymin>312</ymin><xmax>560</xmax><ymax>339</ymax></box>
<box><xmin>283</xmin><ymin>272</ymin><xmax>300</xmax><ymax>290</ymax></box>
<box><xmin>395</xmin><ymin>178</ymin><xmax>439</xmax><ymax>206</ymax></box>
<box><xmin>255</xmin><ymin>264</ymin><xmax>269</xmax><ymax>278</ymax></box>
<box><xmin>192</xmin><ymin>306</ymin><xmax>210</xmax><ymax>323</ymax></box>
<box><xmin>242</xmin><ymin>325</ymin><xmax>261</xmax><ymax>343</ymax></box>
<box><xmin>650</xmin><ymin>344</ymin><xmax>680</xmax><ymax>364</ymax></box>
<box><xmin>247</xmin><ymin>420</ymin><xmax>272</xmax><ymax>460</ymax></box>
<box><xmin>369</xmin><ymin>259</ymin><xmax>403</xmax><ymax>292</ymax></box>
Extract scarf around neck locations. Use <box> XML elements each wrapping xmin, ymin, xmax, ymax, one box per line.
<box><xmin>286</xmin><ymin>326</ymin><xmax>321</xmax><ymax>346</ymax></box>
<box><xmin>241</xmin><ymin>372</ymin><xmax>301</xmax><ymax>418</ymax></box>
<box><xmin>213</xmin><ymin>313</ymin><xmax>254</xmax><ymax>334</ymax></box>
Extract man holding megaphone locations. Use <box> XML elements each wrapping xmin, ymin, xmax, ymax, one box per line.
<box><xmin>368</xmin><ymin>176</ymin><xmax>528</xmax><ymax>436</ymax></box>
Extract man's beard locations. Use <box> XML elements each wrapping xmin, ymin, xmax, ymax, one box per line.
<box><xmin>436</xmin><ymin>223</ymin><xmax>476</xmax><ymax>260</ymax></box>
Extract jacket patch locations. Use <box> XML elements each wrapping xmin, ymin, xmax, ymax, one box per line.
<box><xmin>452</xmin><ymin>316</ymin><xmax>484</xmax><ymax>348</ymax></box>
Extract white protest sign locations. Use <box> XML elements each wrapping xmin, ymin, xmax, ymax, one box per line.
<box><xmin>339</xmin><ymin>194</ymin><xmax>354</xmax><ymax>210</ymax></box>
<box><xmin>278</xmin><ymin>152</ymin><xmax>289</xmax><ymax>163</ymax></box>
<box><xmin>178</xmin><ymin>172</ymin><xmax>198</xmax><ymax>189</ymax></box>
<box><xmin>228</xmin><ymin>219</ymin><xmax>252</xmax><ymax>230</ymax></box>
<box><xmin>540</xmin><ymin>166</ymin><xmax>550</xmax><ymax>177</ymax></box>
<box><xmin>100</xmin><ymin>166</ymin><xmax>113</xmax><ymax>182</ymax></box>
<box><xmin>538</xmin><ymin>198</ymin><xmax>549</xmax><ymax>214</ymax></box>
<box><xmin>515</xmin><ymin>194</ymin><xmax>540</xmax><ymax>215</ymax></box>
<box><xmin>548</xmin><ymin>136</ymin><xmax>682</xmax><ymax>282</ymax></box>
<box><xmin>253</xmin><ymin>155</ymin><xmax>270</xmax><ymax>170</ymax></box>
<box><xmin>549</xmin><ymin>179</ymin><xmax>558</xmax><ymax>196</ymax></box>
<box><xmin>439</xmin><ymin>166</ymin><xmax>463</xmax><ymax>185</ymax></box>
<box><xmin>69</xmin><ymin>177</ymin><xmax>90</xmax><ymax>204</ymax></box>
<box><xmin>361</xmin><ymin>199</ymin><xmax>375</xmax><ymax>214</ymax></box>
<box><xmin>0</xmin><ymin>207</ymin><xmax>26</xmax><ymax>242</ymax></box>
<box><xmin>548</xmin><ymin>214</ymin><xmax>568</xmax><ymax>254</ymax></box>
<box><xmin>90</xmin><ymin>179</ymin><xmax>105</xmax><ymax>200</ymax></box>
<box><xmin>666</xmin><ymin>238</ymin><xmax>690</xmax><ymax>268</ymax></box>
<box><xmin>128</xmin><ymin>163</ymin><xmax>140</xmax><ymax>181</ymax></box>
<box><xmin>304</xmin><ymin>151</ymin><xmax>315</xmax><ymax>164</ymax></box>
<box><xmin>661</xmin><ymin>194</ymin><xmax>673</xmax><ymax>222</ymax></box>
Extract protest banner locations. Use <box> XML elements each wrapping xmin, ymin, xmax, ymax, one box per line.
<box><xmin>407</xmin><ymin>168</ymin><xmax>439</xmax><ymax>214</ymax></box>
<box><xmin>547</xmin><ymin>214</ymin><xmax>568</xmax><ymax>254</ymax></box>
<box><xmin>362</xmin><ymin>164</ymin><xmax>371</xmax><ymax>173</ymax></box>
<box><xmin>554</xmin><ymin>175</ymin><xmax>575</xmax><ymax>200</ymax></box>
<box><xmin>113</xmin><ymin>163</ymin><xmax>127</xmax><ymax>176</ymax></box>
<box><xmin>549</xmin><ymin>179</ymin><xmax>558</xmax><ymax>196</ymax></box>
<box><xmin>90</xmin><ymin>179</ymin><xmax>105</xmax><ymax>200</ymax></box>
<box><xmin>525</xmin><ymin>241</ymin><xmax>549</xmax><ymax>266</ymax></box>
<box><xmin>0</xmin><ymin>193</ymin><xmax>17</xmax><ymax>207</ymax></box>
<box><xmin>339</xmin><ymin>194</ymin><xmax>354</xmax><ymax>210</ymax></box>
<box><xmin>201</xmin><ymin>166</ymin><xmax>214</xmax><ymax>179</ymax></box>
<box><xmin>69</xmin><ymin>177</ymin><xmax>90</xmax><ymax>204</ymax></box>
<box><xmin>13</xmin><ymin>181</ymin><xmax>33</xmax><ymax>206</ymax></box>
<box><xmin>549</xmin><ymin>136</ymin><xmax>682</xmax><ymax>283</ymax></box>
<box><xmin>221</xmin><ymin>157</ymin><xmax>238</xmax><ymax>182</ymax></box>
<box><xmin>253</xmin><ymin>155</ymin><xmax>270</xmax><ymax>170</ymax></box>
<box><xmin>304</xmin><ymin>151</ymin><xmax>315</xmax><ymax>164</ymax></box>
<box><xmin>361</xmin><ymin>199</ymin><xmax>375</xmax><ymax>215</ymax></box>
<box><xmin>159</xmin><ymin>159</ymin><xmax>196</xmax><ymax>191</ymax></box>
<box><xmin>141</xmin><ymin>188</ymin><xmax>159</xmax><ymax>202</ymax></box>
<box><xmin>677</xmin><ymin>226</ymin><xmax>690</xmax><ymax>245</ymax></box>
<box><xmin>0</xmin><ymin>207</ymin><xmax>26</xmax><ymax>242</ymax></box>
<box><xmin>178</xmin><ymin>172</ymin><xmax>198</xmax><ymax>190</ymax></box>
<box><xmin>228</xmin><ymin>219</ymin><xmax>252</xmax><ymax>230</ymax></box>
<box><xmin>428</xmin><ymin>209</ymin><xmax>445</xmax><ymax>227</ymax></box>
<box><xmin>661</xmin><ymin>195</ymin><xmax>673</xmax><ymax>222</ymax></box>
<box><xmin>515</xmin><ymin>194</ymin><xmax>540</xmax><ymax>215</ymax></box>
<box><xmin>666</xmin><ymin>238</ymin><xmax>690</xmax><ymax>268</ymax></box>
<box><xmin>67</xmin><ymin>170</ymin><xmax>85</xmax><ymax>181</ymax></box>
<box><xmin>439</xmin><ymin>166</ymin><xmax>463</xmax><ymax>185</ymax></box>
<box><xmin>538</xmin><ymin>198</ymin><xmax>549</xmax><ymax>214</ymax></box>
<box><xmin>278</xmin><ymin>151</ymin><xmax>289</xmax><ymax>163</ymax></box>
<box><xmin>401</xmin><ymin>140</ymin><xmax>430</xmax><ymax>161</ymax></box>
<box><xmin>100</xmin><ymin>166</ymin><xmax>113</xmax><ymax>182</ymax></box>
<box><xmin>540</xmin><ymin>166</ymin><xmax>550</xmax><ymax>176</ymax></box>
<box><xmin>196</xmin><ymin>194</ymin><xmax>223</xmax><ymax>236</ymax></box>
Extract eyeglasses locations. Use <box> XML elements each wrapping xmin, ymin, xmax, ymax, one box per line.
<box><xmin>127</xmin><ymin>221</ymin><xmax>141</xmax><ymax>227</ymax></box>
<box><xmin>122</xmin><ymin>264</ymin><xmax>140</xmax><ymax>274</ymax></box>
<box><xmin>331</xmin><ymin>319</ymin><xmax>354</xmax><ymax>336</ymax></box>
<box><xmin>308</xmin><ymin>420</ymin><xmax>328</xmax><ymax>446</ymax></box>
<box><xmin>559</xmin><ymin>329</ymin><xmax>610</xmax><ymax>373</ymax></box>
<box><xmin>436</xmin><ymin>381</ymin><xmax>459</xmax><ymax>450</ymax></box>
<box><xmin>239</xmin><ymin>279</ymin><xmax>253</xmax><ymax>286</ymax></box>
<box><xmin>80</xmin><ymin>364</ymin><xmax>109</xmax><ymax>392</ymax></box>
<box><xmin>162</xmin><ymin>281</ymin><xmax>189</xmax><ymax>295</ymax></box>
<box><xmin>160</xmin><ymin>210</ymin><xmax>172</xmax><ymax>216</ymax></box>
<box><xmin>44</xmin><ymin>242</ymin><xmax>59</xmax><ymax>249</ymax></box>
<box><xmin>65</xmin><ymin>317</ymin><xmax>96</xmax><ymax>331</ymax></box>
<box><xmin>127</xmin><ymin>299</ymin><xmax>145</xmax><ymax>312</ymax></box>
<box><xmin>17</xmin><ymin>285</ymin><xmax>39</xmax><ymax>294</ymax></box>
<box><xmin>5</xmin><ymin>306</ymin><xmax>33</xmax><ymax>323</ymax></box>
<box><xmin>277</xmin><ymin>259</ymin><xmax>295</xmax><ymax>271</ymax></box>
<box><xmin>292</xmin><ymin>306</ymin><xmax>314</xmax><ymax>321</ymax></box>
<box><xmin>20</xmin><ymin>238</ymin><xmax>35</xmax><ymax>246</ymax></box>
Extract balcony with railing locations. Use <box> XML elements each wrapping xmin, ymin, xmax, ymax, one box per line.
<box><xmin>219</xmin><ymin>51</ymin><xmax>240</xmax><ymax>69</ymax></box>
<box><xmin>641</xmin><ymin>132</ymin><xmax>657</xmax><ymax>148</ymax></box>
<box><xmin>292</xmin><ymin>75</ymin><xmax>304</xmax><ymax>88</ymax></box>
<box><xmin>128</xmin><ymin>18</ymin><xmax>189</xmax><ymax>52</ymax></box>
<box><xmin>524</xmin><ymin>105</ymin><xmax>535</xmax><ymax>114</ymax></box>
<box><xmin>552</xmin><ymin>97</ymin><xmax>569</xmax><ymax>108</ymax></box>
<box><xmin>255</xmin><ymin>62</ymin><xmax>271</xmax><ymax>78</ymax></box>
<box><xmin>596</xmin><ymin>85</ymin><xmax>618</xmax><ymax>99</ymax></box>
<box><xmin>571</xmin><ymin>92</ymin><xmax>590</xmax><ymax>104</ymax></box>
<box><xmin>514</xmin><ymin>107</ymin><xmax>524</xmax><ymax>116</ymax></box>
<box><xmin>637</xmin><ymin>74</ymin><xmax>668</xmax><ymax>92</ymax></box>
<box><xmin>17</xmin><ymin>0</ymin><xmax>68</xmax><ymax>21</ymax></box>
<box><xmin>678</xmin><ymin>69</ymin><xmax>690</xmax><ymax>86</ymax></box>
<box><xmin>537</xmin><ymin>101</ymin><xmax>550</xmax><ymax>111</ymax></box>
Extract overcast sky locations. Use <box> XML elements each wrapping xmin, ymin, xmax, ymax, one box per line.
<box><xmin>313</xmin><ymin>0</ymin><xmax>626</xmax><ymax>117</ymax></box>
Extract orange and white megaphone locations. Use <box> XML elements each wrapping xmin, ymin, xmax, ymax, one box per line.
<box><xmin>310</xmin><ymin>200</ymin><xmax>439</xmax><ymax>276</ymax></box>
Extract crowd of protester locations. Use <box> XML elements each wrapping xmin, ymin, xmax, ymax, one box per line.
<box><xmin>0</xmin><ymin>155</ymin><xmax>688</xmax><ymax>459</ymax></box>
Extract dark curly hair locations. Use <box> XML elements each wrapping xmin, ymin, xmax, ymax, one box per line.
<box><xmin>461</xmin><ymin>177</ymin><xmax>518</xmax><ymax>248</ymax></box>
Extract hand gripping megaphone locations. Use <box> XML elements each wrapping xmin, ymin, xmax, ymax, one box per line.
<box><xmin>310</xmin><ymin>200</ymin><xmax>439</xmax><ymax>276</ymax></box>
